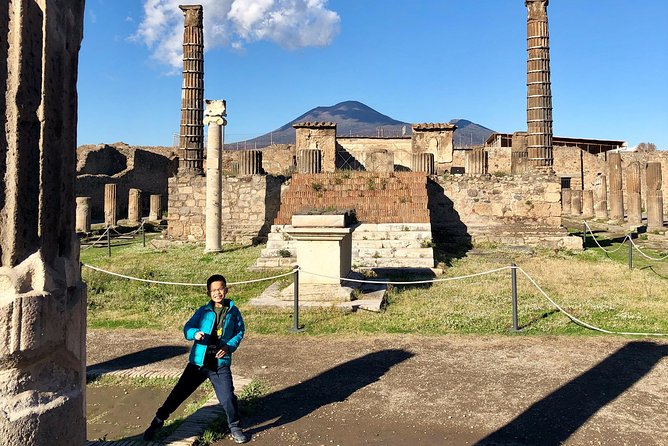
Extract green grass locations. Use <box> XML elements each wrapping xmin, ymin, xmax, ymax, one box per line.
<box><xmin>81</xmin><ymin>233</ymin><xmax>668</xmax><ymax>336</ymax></box>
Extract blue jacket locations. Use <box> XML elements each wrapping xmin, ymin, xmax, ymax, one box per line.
<box><xmin>183</xmin><ymin>299</ymin><xmax>245</xmax><ymax>368</ymax></box>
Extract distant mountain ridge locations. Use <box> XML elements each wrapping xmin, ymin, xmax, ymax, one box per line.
<box><xmin>228</xmin><ymin>101</ymin><xmax>494</xmax><ymax>148</ymax></box>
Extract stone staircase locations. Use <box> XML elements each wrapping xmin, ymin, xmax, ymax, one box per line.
<box><xmin>254</xmin><ymin>171</ymin><xmax>435</xmax><ymax>270</ymax></box>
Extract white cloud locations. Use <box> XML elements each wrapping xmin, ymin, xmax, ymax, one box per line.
<box><xmin>133</xmin><ymin>0</ymin><xmax>340</xmax><ymax>69</ymax></box>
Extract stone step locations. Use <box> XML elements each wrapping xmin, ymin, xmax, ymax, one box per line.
<box><xmin>352</xmin><ymin>257</ymin><xmax>435</xmax><ymax>268</ymax></box>
<box><xmin>352</xmin><ymin>231</ymin><xmax>432</xmax><ymax>242</ymax></box>
<box><xmin>353</xmin><ymin>239</ymin><xmax>429</xmax><ymax>249</ymax></box>
<box><xmin>353</xmin><ymin>247</ymin><xmax>433</xmax><ymax>259</ymax></box>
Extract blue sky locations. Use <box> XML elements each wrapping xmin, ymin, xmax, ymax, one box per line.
<box><xmin>78</xmin><ymin>0</ymin><xmax>668</xmax><ymax>149</ymax></box>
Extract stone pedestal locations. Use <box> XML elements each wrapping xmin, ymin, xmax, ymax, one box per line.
<box><xmin>204</xmin><ymin>100</ymin><xmax>226</xmax><ymax>252</ymax></box>
<box><xmin>646</xmin><ymin>162</ymin><xmax>665</xmax><ymax>230</ymax></box>
<box><xmin>593</xmin><ymin>175</ymin><xmax>608</xmax><ymax>220</ymax></box>
<box><xmin>582</xmin><ymin>190</ymin><xmax>594</xmax><ymax>219</ymax></box>
<box><xmin>608</xmin><ymin>153</ymin><xmax>624</xmax><ymax>221</ymax></box>
<box><xmin>297</xmin><ymin>149</ymin><xmax>322</xmax><ymax>173</ymax></box>
<box><xmin>149</xmin><ymin>195</ymin><xmax>163</xmax><ymax>221</ymax></box>
<box><xmin>412</xmin><ymin>153</ymin><xmax>435</xmax><ymax>175</ymax></box>
<box><xmin>128</xmin><ymin>188</ymin><xmax>141</xmax><ymax>224</ymax></box>
<box><xmin>626</xmin><ymin>162</ymin><xmax>642</xmax><ymax>226</ymax></box>
<box><xmin>570</xmin><ymin>190</ymin><xmax>582</xmax><ymax>216</ymax></box>
<box><xmin>561</xmin><ymin>188</ymin><xmax>572</xmax><ymax>215</ymax></box>
<box><xmin>76</xmin><ymin>197</ymin><xmax>91</xmax><ymax>233</ymax></box>
<box><xmin>104</xmin><ymin>183</ymin><xmax>118</xmax><ymax>226</ymax></box>
<box><xmin>238</xmin><ymin>150</ymin><xmax>262</xmax><ymax>176</ymax></box>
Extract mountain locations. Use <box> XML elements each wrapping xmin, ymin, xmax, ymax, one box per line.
<box><xmin>226</xmin><ymin>101</ymin><xmax>494</xmax><ymax>148</ymax></box>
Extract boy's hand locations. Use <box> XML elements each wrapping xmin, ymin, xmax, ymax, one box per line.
<box><xmin>215</xmin><ymin>345</ymin><xmax>229</xmax><ymax>358</ymax></box>
<box><xmin>194</xmin><ymin>331</ymin><xmax>205</xmax><ymax>341</ymax></box>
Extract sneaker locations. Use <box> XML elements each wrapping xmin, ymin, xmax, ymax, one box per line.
<box><xmin>230</xmin><ymin>429</ymin><xmax>250</xmax><ymax>444</ymax></box>
<box><xmin>142</xmin><ymin>417</ymin><xmax>164</xmax><ymax>441</ymax></box>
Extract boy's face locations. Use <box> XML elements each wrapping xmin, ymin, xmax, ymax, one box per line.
<box><xmin>208</xmin><ymin>280</ymin><xmax>227</xmax><ymax>306</ymax></box>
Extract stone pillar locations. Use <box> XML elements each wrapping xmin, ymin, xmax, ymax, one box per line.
<box><xmin>0</xmin><ymin>1</ymin><xmax>86</xmax><ymax>445</ymax></box>
<box><xmin>646</xmin><ymin>162</ymin><xmax>664</xmax><ymax>230</ymax></box>
<box><xmin>582</xmin><ymin>190</ymin><xmax>594</xmax><ymax>219</ymax></box>
<box><xmin>238</xmin><ymin>150</ymin><xmax>262</xmax><ymax>176</ymax></box>
<box><xmin>466</xmin><ymin>148</ymin><xmax>488</xmax><ymax>175</ymax></box>
<box><xmin>526</xmin><ymin>0</ymin><xmax>553</xmax><ymax>170</ymax></box>
<box><xmin>293</xmin><ymin>122</ymin><xmax>336</xmax><ymax>172</ymax></box>
<box><xmin>297</xmin><ymin>149</ymin><xmax>322</xmax><ymax>173</ymax></box>
<box><xmin>128</xmin><ymin>188</ymin><xmax>141</xmax><ymax>224</ymax></box>
<box><xmin>570</xmin><ymin>190</ymin><xmax>583</xmax><ymax>216</ymax></box>
<box><xmin>204</xmin><ymin>100</ymin><xmax>226</xmax><ymax>252</ymax></box>
<box><xmin>104</xmin><ymin>183</ymin><xmax>118</xmax><ymax>226</ymax></box>
<box><xmin>412</xmin><ymin>153</ymin><xmax>436</xmax><ymax>175</ymax></box>
<box><xmin>178</xmin><ymin>5</ymin><xmax>205</xmax><ymax>175</ymax></box>
<box><xmin>626</xmin><ymin>162</ymin><xmax>642</xmax><ymax>226</ymax></box>
<box><xmin>149</xmin><ymin>195</ymin><xmax>163</xmax><ymax>221</ymax></box>
<box><xmin>76</xmin><ymin>197</ymin><xmax>92</xmax><ymax>233</ymax></box>
<box><xmin>593</xmin><ymin>175</ymin><xmax>608</xmax><ymax>220</ymax></box>
<box><xmin>561</xmin><ymin>188</ymin><xmax>572</xmax><ymax>215</ymax></box>
<box><xmin>608</xmin><ymin>153</ymin><xmax>624</xmax><ymax>221</ymax></box>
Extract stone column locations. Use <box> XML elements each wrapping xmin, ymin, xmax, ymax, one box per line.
<box><xmin>626</xmin><ymin>162</ymin><xmax>642</xmax><ymax>226</ymax></box>
<box><xmin>412</xmin><ymin>153</ymin><xmax>436</xmax><ymax>175</ymax></box>
<box><xmin>238</xmin><ymin>150</ymin><xmax>263</xmax><ymax>176</ymax></box>
<box><xmin>466</xmin><ymin>148</ymin><xmax>488</xmax><ymax>175</ymax></box>
<box><xmin>561</xmin><ymin>188</ymin><xmax>572</xmax><ymax>215</ymax></box>
<box><xmin>178</xmin><ymin>5</ymin><xmax>205</xmax><ymax>175</ymax></box>
<box><xmin>76</xmin><ymin>197</ymin><xmax>92</xmax><ymax>233</ymax></box>
<box><xmin>204</xmin><ymin>100</ymin><xmax>226</xmax><ymax>252</ymax></box>
<box><xmin>0</xmin><ymin>1</ymin><xmax>86</xmax><ymax>445</ymax></box>
<box><xmin>582</xmin><ymin>190</ymin><xmax>594</xmax><ymax>219</ymax></box>
<box><xmin>128</xmin><ymin>188</ymin><xmax>141</xmax><ymax>224</ymax></box>
<box><xmin>149</xmin><ymin>195</ymin><xmax>163</xmax><ymax>221</ymax></box>
<box><xmin>526</xmin><ymin>0</ymin><xmax>553</xmax><ymax>170</ymax></box>
<box><xmin>104</xmin><ymin>183</ymin><xmax>118</xmax><ymax>226</ymax></box>
<box><xmin>297</xmin><ymin>149</ymin><xmax>322</xmax><ymax>173</ymax></box>
<box><xmin>570</xmin><ymin>190</ymin><xmax>583</xmax><ymax>216</ymax></box>
<box><xmin>608</xmin><ymin>153</ymin><xmax>624</xmax><ymax>221</ymax></box>
<box><xmin>593</xmin><ymin>175</ymin><xmax>608</xmax><ymax>220</ymax></box>
<box><xmin>646</xmin><ymin>162</ymin><xmax>664</xmax><ymax>229</ymax></box>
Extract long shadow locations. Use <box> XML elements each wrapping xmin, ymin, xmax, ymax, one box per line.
<box><xmin>475</xmin><ymin>341</ymin><xmax>668</xmax><ymax>446</ymax></box>
<box><xmin>427</xmin><ymin>178</ymin><xmax>472</xmax><ymax>266</ymax></box>
<box><xmin>86</xmin><ymin>345</ymin><xmax>188</xmax><ymax>377</ymax></box>
<box><xmin>246</xmin><ymin>349</ymin><xmax>413</xmax><ymax>433</ymax></box>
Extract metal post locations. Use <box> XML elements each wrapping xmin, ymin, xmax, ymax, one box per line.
<box><xmin>107</xmin><ymin>227</ymin><xmax>111</xmax><ymax>257</ymax></box>
<box><xmin>628</xmin><ymin>236</ymin><xmax>633</xmax><ymax>270</ymax></box>
<box><xmin>291</xmin><ymin>265</ymin><xmax>303</xmax><ymax>332</ymax></box>
<box><xmin>582</xmin><ymin>221</ymin><xmax>587</xmax><ymax>250</ymax></box>
<box><xmin>511</xmin><ymin>263</ymin><xmax>519</xmax><ymax>332</ymax></box>
<box><xmin>142</xmin><ymin>221</ymin><xmax>146</xmax><ymax>247</ymax></box>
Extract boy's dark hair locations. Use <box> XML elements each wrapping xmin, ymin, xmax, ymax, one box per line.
<box><xmin>206</xmin><ymin>274</ymin><xmax>227</xmax><ymax>293</ymax></box>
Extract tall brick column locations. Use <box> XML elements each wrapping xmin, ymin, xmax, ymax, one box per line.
<box><xmin>178</xmin><ymin>5</ymin><xmax>205</xmax><ymax>175</ymax></box>
<box><xmin>0</xmin><ymin>1</ymin><xmax>87</xmax><ymax>444</ymax></box>
<box><xmin>525</xmin><ymin>0</ymin><xmax>553</xmax><ymax>170</ymax></box>
<box><xmin>646</xmin><ymin>162</ymin><xmax>664</xmax><ymax>229</ymax></box>
<box><xmin>608</xmin><ymin>153</ymin><xmax>624</xmax><ymax>221</ymax></box>
<box><xmin>204</xmin><ymin>100</ymin><xmax>226</xmax><ymax>252</ymax></box>
<box><xmin>626</xmin><ymin>162</ymin><xmax>642</xmax><ymax>226</ymax></box>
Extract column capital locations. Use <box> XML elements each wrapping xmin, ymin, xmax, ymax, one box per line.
<box><xmin>204</xmin><ymin>99</ymin><xmax>227</xmax><ymax>126</ymax></box>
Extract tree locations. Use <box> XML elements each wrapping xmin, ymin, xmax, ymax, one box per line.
<box><xmin>636</xmin><ymin>142</ymin><xmax>657</xmax><ymax>152</ymax></box>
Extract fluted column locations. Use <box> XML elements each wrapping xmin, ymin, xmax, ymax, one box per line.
<box><xmin>593</xmin><ymin>175</ymin><xmax>608</xmax><ymax>220</ymax></box>
<box><xmin>204</xmin><ymin>100</ymin><xmax>226</xmax><ymax>252</ymax></box>
<box><xmin>466</xmin><ymin>148</ymin><xmax>488</xmax><ymax>175</ymax></box>
<box><xmin>178</xmin><ymin>5</ymin><xmax>205</xmax><ymax>175</ymax></box>
<box><xmin>297</xmin><ymin>149</ymin><xmax>322</xmax><ymax>173</ymax></box>
<box><xmin>626</xmin><ymin>162</ymin><xmax>642</xmax><ymax>226</ymax></box>
<box><xmin>412</xmin><ymin>153</ymin><xmax>436</xmax><ymax>175</ymax></box>
<box><xmin>570</xmin><ymin>190</ymin><xmax>582</xmax><ymax>216</ymax></box>
<box><xmin>646</xmin><ymin>162</ymin><xmax>664</xmax><ymax>229</ymax></box>
<box><xmin>76</xmin><ymin>197</ymin><xmax>92</xmax><ymax>233</ymax></box>
<box><xmin>526</xmin><ymin>0</ymin><xmax>553</xmax><ymax>170</ymax></box>
<box><xmin>561</xmin><ymin>188</ymin><xmax>572</xmax><ymax>215</ymax></box>
<box><xmin>149</xmin><ymin>195</ymin><xmax>163</xmax><ymax>221</ymax></box>
<box><xmin>582</xmin><ymin>190</ymin><xmax>594</xmax><ymax>219</ymax></box>
<box><xmin>128</xmin><ymin>188</ymin><xmax>141</xmax><ymax>224</ymax></box>
<box><xmin>238</xmin><ymin>150</ymin><xmax>263</xmax><ymax>176</ymax></box>
<box><xmin>608</xmin><ymin>153</ymin><xmax>624</xmax><ymax>221</ymax></box>
<box><xmin>104</xmin><ymin>183</ymin><xmax>118</xmax><ymax>226</ymax></box>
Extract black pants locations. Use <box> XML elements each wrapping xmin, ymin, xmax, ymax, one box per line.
<box><xmin>156</xmin><ymin>362</ymin><xmax>241</xmax><ymax>430</ymax></box>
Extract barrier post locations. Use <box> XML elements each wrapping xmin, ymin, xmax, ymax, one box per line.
<box><xmin>511</xmin><ymin>263</ymin><xmax>519</xmax><ymax>332</ymax></box>
<box><xmin>142</xmin><ymin>220</ymin><xmax>146</xmax><ymax>247</ymax></box>
<box><xmin>107</xmin><ymin>228</ymin><xmax>111</xmax><ymax>257</ymax></box>
<box><xmin>628</xmin><ymin>236</ymin><xmax>633</xmax><ymax>270</ymax></box>
<box><xmin>291</xmin><ymin>265</ymin><xmax>303</xmax><ymax>332</ymax></box>
<box><xmin>582</xmin><ymin>221</ymin><xmax>587</xmax><ymax>250</ymax></box>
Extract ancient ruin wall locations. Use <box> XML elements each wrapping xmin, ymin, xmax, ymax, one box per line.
<box><xmin>1</xmin><ymin>1</ymin><xmax>86</xmax><ymax>444</ymax></box>
<box><xmin>336</xmin><ymin>137</ymin><xmax>412</xmax><ymax>170</ymax></box>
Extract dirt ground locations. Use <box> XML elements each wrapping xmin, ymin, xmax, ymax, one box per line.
<box><xmin>87</xmin><ymin>329</ymin><xmax>668</xmax><ymax>446</ymax></box>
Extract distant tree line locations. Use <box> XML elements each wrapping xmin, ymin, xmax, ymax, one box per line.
<box><xmin>636</xmin><ymin>142</ymin><xmax>657</xmax><ymax>152</ymax></box>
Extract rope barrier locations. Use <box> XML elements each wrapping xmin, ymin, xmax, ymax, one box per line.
<box><xmin>81</xmin><ymin>263</ymin><xmax>295</xmax><ymax>287</ymax></box>
<box><xmin>628</xmin><ymin>237</ymin><xmax>668</xmax><ymax>261</ymax></box>
<box><xmin>298</xmin><ymin>266</ymin><xmax>512</xmax><ymax>285</ymax></box>
<box><xmin>583</xmin><ymin>220</ymin><xmax>628</xmax><ymax>253</ymax></box>
<box><xmin>80</xmin><ymin>227</ymin><xmax>111</xmax><ymax>251</ymax></box>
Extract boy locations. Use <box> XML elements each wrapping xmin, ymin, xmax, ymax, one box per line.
<box><xmin>143</xmin><ymin>274</ymin><xmax>250</xmax><ymax>443</ymax></box>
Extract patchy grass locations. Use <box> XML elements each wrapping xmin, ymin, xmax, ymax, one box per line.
<box><xmin>81</xmin><ymin>235</ymin><xmax>668</xmax><ymax>336</ymax></box>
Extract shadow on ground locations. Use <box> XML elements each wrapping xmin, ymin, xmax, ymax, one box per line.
<box><xmin>475</xmin><ymin>341</ymin><xmax>668</xmax><ymax>445</ymax></box>
<box><xmin>246</xmin><ymin>348</ymin><xmax>413</xmax><ymax>434</ymax></box>
<box><xmin>87</xmin><ymin>345</ymin><xmax>189</xmax><ymax>377</ymax></box>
